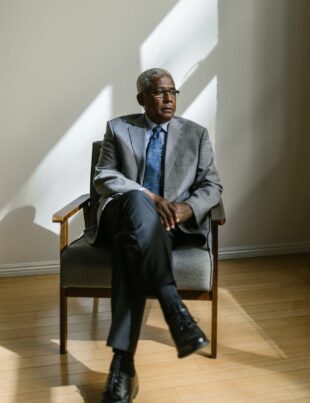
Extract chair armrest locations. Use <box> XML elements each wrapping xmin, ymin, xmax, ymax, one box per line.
<box><xmin>53</xmin><ymin>194</ymin><xmax>90</xmax><ymax>223</ymax></box>
<box><xmin>211</xmin><ymin>199</ymin><xmax>225</xmax><ymax>226</ymax></box>
<box><xmin>53</xmin><ymin>194</ymin><xmax>90</xmax><ymax>252</ymax></box>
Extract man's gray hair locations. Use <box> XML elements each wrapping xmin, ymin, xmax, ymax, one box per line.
<box><xmin>136</xmin><ymin>68</ymin><xmax>173</xmax><ymax>93</ymax></box>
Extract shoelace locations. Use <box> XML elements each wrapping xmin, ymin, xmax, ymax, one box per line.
<box><xmin>104</xmin><ymin>356</ymin><xmax>123</xmax><ymax>398</ymax></box>
<box><xmin>173</xmin><ymin>305</ymin><xmax>197</xmax><ymax>330</ymax></box>
<box><xmin>103</xmin><ymin>370</ymin><xmax>123</xmax><ymax>399</ymax></box>
<box><xmin>111</xmin><ymin>372</ymin><xmax>123</xmax><ymax>396</ymax></box>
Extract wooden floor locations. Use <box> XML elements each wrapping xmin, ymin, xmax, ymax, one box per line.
<box><xmin>0</xmin><ymin>254</ymin><xmax>310</xmax><ymax>403</ymax></box>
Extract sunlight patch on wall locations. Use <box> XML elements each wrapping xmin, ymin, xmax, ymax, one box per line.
<box><xmin>0</xmin><ymin>85</ymin><xmax>112</xmax><ymax>233</ymax></box>
<box><xmin>182</xmin><ymin>76</ymin><xmax>217</xmax><ymax>146</ymax></box>
<box><xmin>140</xmin><ymin>0</ymin><xmax>218</xmax><ymax>88</ymax></box>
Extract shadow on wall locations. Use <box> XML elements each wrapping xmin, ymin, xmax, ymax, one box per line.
<box><xmin>0</xmin><ymin>206</ymin><xmax>59</xmax><ymax>264</ymax></box>
<box><xmin>0</xmin><ymin>0</ymin><xmax>219</xmax><ymax>264</ymax></box>
<box><xmin>0</xmin><ymin>1</ymin><xmax>179</xmax><ymax>263</ymax></box>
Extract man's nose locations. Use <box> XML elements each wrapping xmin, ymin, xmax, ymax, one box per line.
<box><xmin>163</xmin><ymin>91</ymin><xmax>173</xmax><ymax>101</ymax></box>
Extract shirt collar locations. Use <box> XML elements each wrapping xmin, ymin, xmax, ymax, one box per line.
<box><xmin>144</xmin><ymin>114</ymin><xmax>169</xmax><ymax>133</ymax></box>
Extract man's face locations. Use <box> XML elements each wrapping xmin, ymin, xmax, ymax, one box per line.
<box><xmin>137</xmin><ymin>75</ymin><xmax>177</xmax><ymax>123</ymax></box>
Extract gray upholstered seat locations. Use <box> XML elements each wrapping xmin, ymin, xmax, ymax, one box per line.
<box><xmin>172</xmin><ymin>246</ymin><xmax>212</xmax><ymax>290</ymax></box>
<box><xmin>61</xmin><ymin>236</ymin><xmax>112</xmax><ymax>288</ymax></box>
<box><xmin>61</xmin><ymin>236</ymin><xmax>212</xmax><ymax>290</ymax></box>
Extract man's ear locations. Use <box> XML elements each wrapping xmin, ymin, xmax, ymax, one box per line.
<box><xmin>137</xmin><ymin>93</ymin><xmax>145</xmax><ymax>107</ymax></box>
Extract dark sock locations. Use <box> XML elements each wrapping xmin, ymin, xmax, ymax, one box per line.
<box><xmin>157</xmin><ymin>283</ymin><xmax>182</xmax><ymax>321</ymax></box>
<box><xmin>111</xmin><ymin>349</ymin><xmax>135</xmax><ymax>377</ymax></box>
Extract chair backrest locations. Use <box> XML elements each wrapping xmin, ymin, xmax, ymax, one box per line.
<box><xmin>87</xmin><ymin>141</ymin><xmax>102</xmax><ymax>228</ymax></box>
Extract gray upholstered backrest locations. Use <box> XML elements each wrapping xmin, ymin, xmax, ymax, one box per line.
<box><xmin>87</xmin><ymin>141</ymin><xmax>102</xmax><ymax>228</ymax></box>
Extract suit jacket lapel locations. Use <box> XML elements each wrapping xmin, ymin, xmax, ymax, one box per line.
<box><xmin>164</xmin><ymin>117</ymin><xmax>183</xmax><ymax>185</ymax></box>
<box><xmin>128</xmin><ymin>115</ymin><xmax>146</xmax><ymax>184</ymax></box>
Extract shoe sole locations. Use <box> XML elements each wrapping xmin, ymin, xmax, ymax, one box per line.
<box><xmin>178</xmin><ymin>338</ymin><xmax>209</xmax><ymax>358</ymax></box>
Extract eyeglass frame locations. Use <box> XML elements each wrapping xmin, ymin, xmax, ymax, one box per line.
<box><xmin>143</xmin><ymin>88</ymin><xmax>180</xmax><ymax>99</ymax></box>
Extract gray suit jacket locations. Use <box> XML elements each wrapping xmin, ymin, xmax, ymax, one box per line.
<box><xmin>91</xmin><ymin>114</ymin><xmax>222</xmax><ymax>248</ymax></box>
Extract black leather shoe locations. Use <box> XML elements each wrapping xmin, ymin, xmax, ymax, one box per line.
<box><xmin>99</xmin><ymin>368</ymin><xmax>139</xmax><ymax>403</ymax></box>
<box><xmin>167</xmin><ymin>302</ymin><xmax>209</xmax><ymax>358</ymax></box>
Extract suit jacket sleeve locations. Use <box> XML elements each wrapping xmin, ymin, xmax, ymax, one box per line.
<box><xmin>94</xmin><ymin>121</ymin><xmax>143</xmax><ymax>197</ymax></box>
<box><xmin>183</xmin><ymin>128</ymin><xmax>223</xmax><ymax>226</ymax></box>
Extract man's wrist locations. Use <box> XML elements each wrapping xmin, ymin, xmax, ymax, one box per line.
<box><xmin>183</xmin><ymin>202</ymin><xmax>194</xmax><ymax>215</ymax></box>
<box><xmin>143</xmin><ymin>189</ymin><xmax>162</xmax><ymax>203</ymax></box>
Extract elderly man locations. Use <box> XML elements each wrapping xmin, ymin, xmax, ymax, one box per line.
<box><xmin>93</xmin><ymin>68</ymin><xmax>222</xmax><ymax>402</ymax></box>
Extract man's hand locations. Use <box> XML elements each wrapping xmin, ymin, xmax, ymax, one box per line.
<box><xmin>143</xmin><ymin>190</ymin><xmax>177</xmax><ymax>230</ymax></box>
<box><xmin>143</xmin><ymin>190</ymin><xmax>193</xmax><ymax>230</ymax></box>
<box><xmin>171</xmin><ymin>202</ymin><xmax>193</xmax><ymax>224</ymax></box>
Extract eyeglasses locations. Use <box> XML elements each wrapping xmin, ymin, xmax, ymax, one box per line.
<box><xmin>145</xmin><ymin>88</ymin><xmax>180</xmax><ymax>99</ymax></box>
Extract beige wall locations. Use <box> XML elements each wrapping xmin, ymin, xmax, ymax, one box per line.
<box><xmin>0</xmin><ymin>0</ymin><xmax>309</xmax><ymax>273</ymax></box>
<box><xmin>217</xmin><ymin>0</ymin><xmax>310</xmax><ymax>253</ymax></box>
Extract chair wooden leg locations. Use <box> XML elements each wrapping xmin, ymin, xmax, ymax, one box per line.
<box><xmin>211</xmin><ymin>295</ymin><xmax>218</xmax><ymax>358</ymax></box>
<box><xmin>210</xmin><ymin>222</ymin><xmax>219</xmax><ymax>359</ymax></box>
<box><xmin>93</xmin><ymin>297</ymin><xmax>99</xmax><ymax>313</ymax></box>
<box><xmin>60</xmin><ymin>286</ymin><xmax>67</xmax><ymax>354</ymax></box>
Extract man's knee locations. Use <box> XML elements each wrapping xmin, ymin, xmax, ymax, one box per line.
<box><xmin>122</xmin><ymin>190</ymin><xmax>155</xmax><ymax>212</ymax></box>
<box><xmin>123</xmin><ymin>189</ymin><xmax>150</xmax><ymax>202</ymax></box>
<box><xmin>119</xmin><ymin>190</ymin><xmax>164</xmax><ymax>238</ymax></box>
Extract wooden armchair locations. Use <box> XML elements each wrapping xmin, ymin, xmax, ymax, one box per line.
<box><xmin>53</xmin><ymin>141</ymin><xmax>225</xmax><ymax>357</ymax></box>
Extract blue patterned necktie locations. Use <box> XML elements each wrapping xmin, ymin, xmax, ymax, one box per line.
<box><xmin>142</xmin><ymin>126</ymin><xmax>165</xmax><ymax>195</ymax></box>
